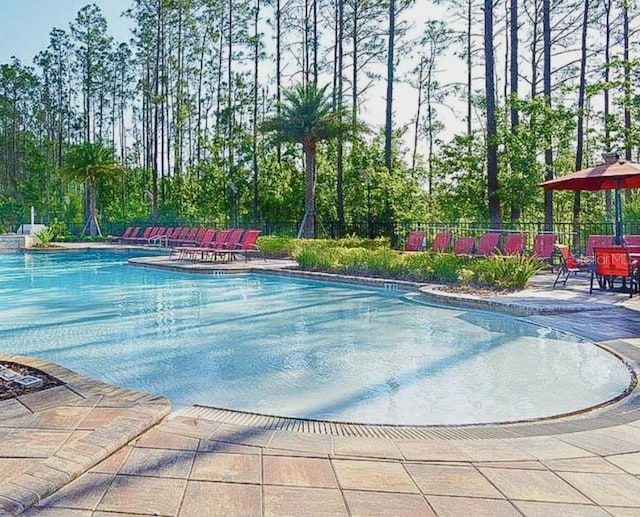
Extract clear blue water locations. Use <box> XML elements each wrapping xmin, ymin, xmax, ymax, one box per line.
<box><xmin>0</xmin><ymin>250</ymin><xmax>631</xmax><ymax>425</ymax></box>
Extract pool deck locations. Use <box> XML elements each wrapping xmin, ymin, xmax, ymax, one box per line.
<box><xmin>2</xmin><ymin>246</ymin><xmax>640</xmax><ymax>515</ymax></box>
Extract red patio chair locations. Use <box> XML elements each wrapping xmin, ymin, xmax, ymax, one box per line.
<box><xmin>405</xmin><ymin>231</ymin><xmax>425</xmax><ymax>251</ymax></box>
<box><xmin>502</xmin><ymin>233</ymin><xmax>526</xmax><ymax>255</ymax></box>
<box><xmin>173</xmin><ymin>229</ymin><xmax>217</xmax><ymax>260</ymax></box>
<box><xmin>110</xmin><ymin>226</ymin><xmax>135</xmax><ymax>243</ymax></box>
<box><xmin>624</xmin><ymin>235</ymin><xmax>640</xmax><ymax>246</ymax></box>
<box><xmin>215</xmin><ymin>230</ymin><xmax>263</xmax><ymax>262</ymax></box>
<box><xmin>122</xmin><ymin>227</ymin><xmax>141</xmax><ymax>244</ymax></box>
<box><xmin>431</xmin><ymin>232</ymin><xmax>452</xmax><ymax>252</ymax></box>
<box><xmin>128</xmin><ymin>227</ymin><xmax>155</xmax><ymax>245</ymax></box>
<box><xmin>532</xmin><ymin>233</ymin><xmax>556</xmax><ymax>262</ymax></box>
<box><xmin>173</xmin><ymin>227</ymin><xmax>200</xmax><ymax>246</ymax></box>
<box><xmin>553</xmin><ymin>244</ymin><xmax>591</xmax><ymax>288</ymax></box>
<box><xmin>474</xmin><ymin>233</ymin><xmax>500</xmax><ymax>257</ymax></box>
<box><xmin>196</xmin><ymin>229</ymin><xmax>233</xmax><ymax>261</ymax></box>
<box><xmin>169</xmin><ymin>227</ymin><xmax>190</xmax><ymax>246</ymax></box>
<box><xmin>584</xmin><ymin>235</ymin><xmax>614</xmax><ymax>260</ymax></box>
<box><xmin>590</xmin><ymin>246</ymin><xmax>638</xmax><ymax>297</ymax></box>
<box><xmin>453</xmin><ymin>236</ymin><xmax>475</xmax><ymax>255</ymax></box>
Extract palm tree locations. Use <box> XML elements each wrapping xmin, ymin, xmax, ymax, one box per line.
<box><xmin>261</xmin><ymin>83</ymin><xmax>348</xmax><ymax>238</ymax></box>
<box><xmin>59</xmin><ymin>142</ymin><xmax>123</xmax><ymax>237</ymax></box>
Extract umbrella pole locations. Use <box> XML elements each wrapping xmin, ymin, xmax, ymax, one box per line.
<box><xmin>614</xmin><ymin>186</ymin><xmax>622</xmax><ymax>245</ymax></box>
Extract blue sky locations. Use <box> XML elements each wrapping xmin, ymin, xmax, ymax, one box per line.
<box><xmin>0</xmin><ymin>0</ymin><xmax>132</xmax><ymax>64</ymax></box>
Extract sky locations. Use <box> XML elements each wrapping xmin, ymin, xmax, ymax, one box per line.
<box><xmin>0</xmin><ymin>0</ymin><xmax>132</xmax><ymax>64</ymax></box>
<box><xmin>0</xmin><ymin>0</ymin><xmax>464</xmax><ymax>142</ymax></box>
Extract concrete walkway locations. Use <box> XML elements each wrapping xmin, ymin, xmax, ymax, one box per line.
<box><xmin>2</xmin><ymin>251</ymin><xmax>640</xmax><ymax>516</ymax></box>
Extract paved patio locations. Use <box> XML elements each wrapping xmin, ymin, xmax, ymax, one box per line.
<box><xmin>2</xmin><ymin>249</ymin><xmax>640</xmax><ymax>516</ymax></box>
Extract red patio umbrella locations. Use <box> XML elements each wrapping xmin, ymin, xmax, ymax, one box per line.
<box><xmin>539</xmin><ymin>154</ymin><xmax>640</xmax><ymax>244</ymax></box>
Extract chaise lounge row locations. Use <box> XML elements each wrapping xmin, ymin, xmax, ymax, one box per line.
<box><xmin>405</xmin><ymin>231</ymin><xmax>557</xmax><ymax>260</ymax></box>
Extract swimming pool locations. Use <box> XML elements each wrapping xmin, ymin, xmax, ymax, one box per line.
<box><xmin>0</xmin><ymin>250</ymin><xmax>631</xmax><ymax>425</ymax></box>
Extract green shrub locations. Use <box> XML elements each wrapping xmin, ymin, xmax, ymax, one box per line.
<box><xmin>256</xmin><ymin>235</ymin><xmax>293</xmax><ymax>255</ymax></box>
<box><xmin>34</xmin><ymin>227</ymin><xmax>54</xmax><ymax>247</ymax></box>
<box><xmin>471</xmin><ymin>255</ymin><xmax>544</xmax><ymax>290</ymax></box>
<box><xmin>47</xmin><ymin>219</ymin><xmax>68</xmax><ymax>241</ymax></box>
<box><xmin>291</xmin><ymin>242</ymin><xmax>542</xmax><ymax>291</ymax></box>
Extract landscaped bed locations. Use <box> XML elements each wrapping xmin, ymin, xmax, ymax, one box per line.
<box><xmin>0</xmin><ymin>361</ymin><xmax>63</xmax><ymax>400</ymax></box>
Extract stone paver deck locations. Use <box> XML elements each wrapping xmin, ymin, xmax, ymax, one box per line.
<box><xmin>3</xmin><ymin>247</ymin><xmax>640</xmax><ymax>516</ymax></box>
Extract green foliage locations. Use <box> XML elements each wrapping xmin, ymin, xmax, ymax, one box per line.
<box><xmin>256</xmin><ymin>235</ymin><xmax>294</xmax><ymax>255</ymax></box>
<box><xmin>47</xmin><ymin>218</ymin><xmax>68</xmax><ymax>241</ymax></box>
<box><xmin>288</xmin><ymin>236</ymin><xmax>390</xmax><ymax>255</ymax></box>
<box><xmin>472</xmin><ymin>255</ymin><xmax>544</xmax><ymax>290</ymax></box>
<box><xmin>34</xmin><ymin>227</ymin><xmax>53</xmax><ymax>247</ymax></box>
<box><xmin>291</xmin><ymin>242</ymin><xmax>542</xmax><ymax>290</ymax></box>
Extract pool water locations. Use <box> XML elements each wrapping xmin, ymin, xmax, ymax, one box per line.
<box><xmin>0</xmin><ymin>250</ymin><xmax>631</xmax><ymax>425</ymax></box>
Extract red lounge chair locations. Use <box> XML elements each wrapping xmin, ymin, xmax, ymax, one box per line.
<box><xmin>149</xmin><ymin>227</ymin><xmax>172</xmax><ymax>247</ymax></box>
<box><xmin>554</xmin><ymin>244</ymin><xmax>590</xmax><ymax>288</ymax></box>
<box><xmin>207</xmin><ymin>228</ymin><xmax>245</xmax><ymax>260</ymax></box>
<box><xmin>127</xmin><ymin>227</ymin><xmax>155</xmax><ymax>245</ymax></box>
<box><xmin>532</xmin><ymin>233</ymin><xmax>556</xmax><ymax>262</ymax></box>
<box><xmin>474</xmin><ymin>233</ymin><xmax>500</xmax><ymax>256</ymax></box>
<box><xmin>193</xmin><ymin>229</ymin><xmax>233</xmax><ymax>261</ymax></box>
<box><xmin>173</xmin><ymin>229</ymin><xmax>217</xmax><ymax>260</ymax></box>
<box><xmin>405</xmin><ymin>231</ymin><xmax>425</xmax><ymax>251</ymax></box>
<box><xmin>454</xmin><ymin>236</ymin><xmax>475</xmax><ymax>255</ymax></box>
<box><xmin>590</xmin><ymin>246</ymin><xmax>638</xmax><ymax>297</ymax></box>
<box><xmin>431</xmin><ymin>232</ymin><xmax>452</xmax><ymax>252</ymax></box>
<box><xmin>169</xmin><ymin>227</ymin><xmax>190</xmax><ymax>246</ymax></box>
<box><xmin>502</xmin><ymin>233</ymin><xmax>526</xmax><ymax>255</ymax></box>
<box><xmin>110</xmin><ymin>226</ymin><xmax>135</xmax><ymax>243</ymax></box>
<box><xmin>122</xmin><ymin>227</ymin><xmax>141</xmax><ymax>244</ymax></box>
<box><xmin>173</xmin><ymin>227</ymin><xmax>200</xmax><ymax>246</ymax></box>
<box><xmin>215</xmin><ymin>230</ymin><xmax>263</xmax><ymax>262</ymax></box>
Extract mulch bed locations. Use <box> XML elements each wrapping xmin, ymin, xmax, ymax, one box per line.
<box><xmin>0</xmin><ymin>361</ymin><xmax>64</xmax><ymax>401</ymax></box>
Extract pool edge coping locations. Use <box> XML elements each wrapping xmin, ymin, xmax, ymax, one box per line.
<box><xmin>0</xmin><ymin>354</ymin><xmax>170</xmax><ymax>515</ymax></box>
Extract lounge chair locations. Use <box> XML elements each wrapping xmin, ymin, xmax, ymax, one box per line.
<box><xmin>431</xmin><ymin>232</ymin><xmax>452</xmax><ymax>252</ymax></box>
<box><xmin>553</xmin><ymin>244</ymin><xmax>590</xmax><ymax>288</ymax></box>
<box><xmin>172</xmin><ymin>227</ymin><xmax>200</xmax><ymax>246</ymax></box>
<box><xmin>110</xmin><ymin>226</ymin><xmax>135</xmax><ymax>243</ymax></box>
<box><xmin>127</xmin><ymin>227</ymin><xmax>155</xmax><ymax>245</ymax></box>
<box><xmin>188</xmin><ymin>229</ymin><xmax>234</xmax><ymax>261</ymax></box>
<box><xmin>453</xmin><ymin>236</ymin><xmax>475</xmax><ymax>255</ymax></box>
<box><xmin>173</xmin><ymin>229</ymin><xmax>217</xmax><ymax>260</ymax></box>
<box><xmin>590</xmin><ymin>246</ymin><xmax>638</xmax><ymax>297</ymax></box>
<box><xmin>474</xmin><ymin>233</ymin><xmax>500</xmax><ymax>256</ymax></box>
<box><xmin>206</xmin><ymin>228</ymin><xmax>245</xmax><ymax>261</ymax></box>
<box><xmin>502</xmin><ymin>233</ymin><xmax>526</xmax><ymax>255</ymax></box>
<box><xmin>405</xmin><ymin>231</ymin><xmax>425</xmax><ymax>251</ymax></box>
<box><xmin>121</xmin><ymin>227</ymin><xmax>141</xmax><ymax>244</ymax></box>
<box><xmin>214</xmin><ymin>230</ymin><xmax>263</xmax><ymax>262</ymax></box>
<box><xmin>169</xmin><ymin>227</ymin><xmax>190</xmax><ymax>246</ymax></box>
<box><xmin>532</xmin><ymin>233</ymin><xmax>556</xmax><ymax>262</ymax></box>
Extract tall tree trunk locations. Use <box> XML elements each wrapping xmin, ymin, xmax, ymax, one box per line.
<box><xmin>484</xmin><ymin>0</ymin><xmax>500</xmax><ymax>228</ymax></box>
<box><xmin>623</xmin><ymin>0</ymin><xmax>631</xmax><ymax>162</ymax></box>
<box><xmin>411</xmin><ymin>57</ymin><xmax>425</xmax><ymax>173</ymax></box>
<box><xmin>573</xmin><ymin>0</ymin><xmax>589</xmax><ymax>248</ymax></box>
<box><xmin>384</xmin><ymin>0</ymin><xmax>396</xmax><ymax>236</ymax></box>
<box><xmin>542</xmin><ymin>0</ymin><xmax>553</xmax><ymax>231</ymax></box>
<box><xmin>466</xmin><ymin>0</ymin><xmax>472</xmax><ymax>139</ymax></box>
<box><xmin>509</xmin><ymin>0</ymin><xmax>520</xmax><ymax>222</ymax></box>
<box><xmin>303</xmin><ymin>142</ymin><xmax>316</xmax><ymax>238</ymax></box>
<box><xmin>336</xmin><ymin>0</ymin><xmax>345</xmax><ymax>236</ymax></box>
<box><xmin>252</xmin><ymin>0</ymin><xmax>260</xmax><ymax>227</ymax></box>
<box><xmin>603</xmin><ymin>0</ymin><xmax>612</xmax><ymax>213</ymax></box>
<box><xmin>276</xmin><ymin>0</ymin><xmax>282</xmax><ymax>164</ymax></box>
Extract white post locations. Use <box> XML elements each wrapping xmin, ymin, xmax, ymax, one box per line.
<box><xmin>30</xmin><ymin>207</ymin><xmax>35</xmax><ymax>234</ymax></box>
